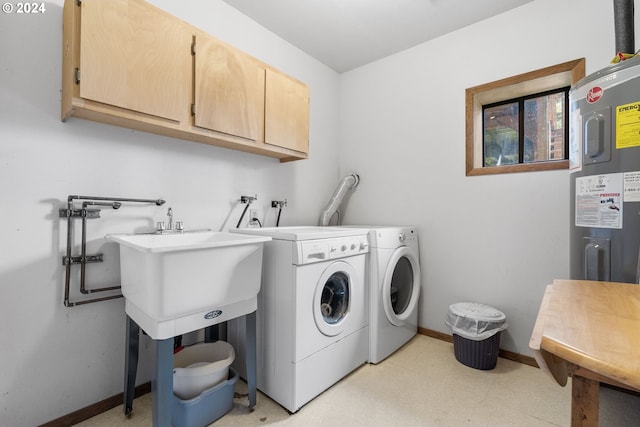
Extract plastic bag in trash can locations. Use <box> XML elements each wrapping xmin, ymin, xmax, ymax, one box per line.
<box><xmin>445</xmin><ymin>302</ymin><xmax>508</xmax><ymax>341</ymax></box>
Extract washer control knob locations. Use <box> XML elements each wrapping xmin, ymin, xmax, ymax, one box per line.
<box><xmin>350</xmin><ymin>243</ymin><xmax>356</xmax><ymax>250</ymax></box>
<box><xmin>399</xmin><ymin>232</ymin><xmax>406</xmax><ymax>242</ymax></box>
<box><xmin>341</xmin><ymin>244</ymin><xmax>347</xmax><ymax>251</ymax></box>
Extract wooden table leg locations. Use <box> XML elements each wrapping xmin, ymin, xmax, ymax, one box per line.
<box><xmin>571</xmin><ymin>374</ymin><xmax>599</xmax><ymax>427</ymax></box>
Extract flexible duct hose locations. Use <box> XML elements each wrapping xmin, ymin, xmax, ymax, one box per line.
<box><xmin>318</xmin><ymin>173</ymin><xmax>360</xmax><ymax>226</ymax></box>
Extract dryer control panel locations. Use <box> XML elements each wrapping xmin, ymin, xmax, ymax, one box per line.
<box><xmin>295</xmin><ymin>235</ymin><xmax>369</xmax><ymax>265</ymax></box>
<box><xmin>369</xmin><ymin>227</ymin><xmax>418</xmax><ymax>249</ymax></box>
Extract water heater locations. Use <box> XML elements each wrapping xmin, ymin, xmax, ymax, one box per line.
<box><xmin>569</xmin><ymin>55</ymin><xmax>640</xmax><ymax>283</ymax></box>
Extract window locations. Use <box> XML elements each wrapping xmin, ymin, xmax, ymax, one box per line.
<box><xmin>466</xmin><ymin>59</ymin><xmax>585</xmax><ymax>176</ymax></box>
<box><xmin>483</xmin><ymin>88</ymin><xmax>569</xmax><ymax>167</ymax></box>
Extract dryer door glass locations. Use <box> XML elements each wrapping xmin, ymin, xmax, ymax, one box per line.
<box><xmin>382</xmin><ymin>246</ymin><xmax>421</xmax><ymax>326</ymax></box>
<box><xmin>320</xmin><ymin>272</ymin><xmax>350</xmax><ymax>324</ymax></box>
<box><xmin>390</xmin><ymin>257</ymin><xmax>413</xmax><ymax>315</ymax></box>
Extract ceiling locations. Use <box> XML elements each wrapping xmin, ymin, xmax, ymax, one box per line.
<box><xmin>222</xmin><ymin>0</ymin><xmax>534</xmax><ymax>73</ymax></box>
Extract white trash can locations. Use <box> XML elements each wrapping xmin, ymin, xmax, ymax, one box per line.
<box><xmin>173</xmin><ymin>341</ymin><xmax>236</xmax><ymax>400</ymax></box>
<box><xmin>445</xmin><ymin>302</ymin><xmax>508</xmax><ymax>370</ymax></box>
<box><xmin>172</xmin><ymin>368</ymin><xmax>238</xmax><ymax>427</ymax></box>
<box><xmin>171</xmin><ymin>341</ymin><xmax>238</xmax><ymax>427</ymax></box>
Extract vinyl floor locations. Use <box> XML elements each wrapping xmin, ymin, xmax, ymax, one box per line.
<box><xmin>76</xmin><ymin>334</ymin><xmax>640</xmax><ymax>426</ymax></box>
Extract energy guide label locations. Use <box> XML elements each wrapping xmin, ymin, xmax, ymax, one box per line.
<box><xmin>616</xmin><ymin>101</ymin><xmax>640</xmax><ymax>149</ymax></box>
<box><xmin>575</xmin><ymin>173</ymin><xmax>622</xmax><ymax>229</ymax></box>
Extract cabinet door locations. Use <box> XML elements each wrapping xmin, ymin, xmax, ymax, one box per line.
<box><xmin>265</xmin><ymin>70</ymin><xmax>309</xmax><ymax>153</ymax></box>
<box><xmin>79</xmin><ymin>0</ymin><xmax>189</xmax><ymax>121</ymax></box>
<box><xmin>193</xmin><ymin>35</ymin><xmax>263</xmax><ymax>141</ymax></box>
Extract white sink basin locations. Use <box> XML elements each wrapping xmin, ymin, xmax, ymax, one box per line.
<box><xmin>108</xmin><ymin>230</ymin><xmax>269</xmax><ymax>252</ymax></box>
<box><xmin>106</xmin><ymin>231</ymin><xmax>271</xmax><ymax>339</ymax></box>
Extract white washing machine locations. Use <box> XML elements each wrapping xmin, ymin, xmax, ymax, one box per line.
<box><xmin>229</xmin><ymin>226</ymin><xmax>369</xmax><ymax>413</ymax></box>
<box><xmin>365</xmin><ymin>226</ymin><xmax>421</xmax><ymax>364</ymax></box>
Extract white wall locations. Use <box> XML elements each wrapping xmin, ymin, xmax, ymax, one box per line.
<box><xmin>338</xmin><ymin>0</ymin><xmax>640</xmax><ymax>355</ymax></box>
<box><xmin>0</xmin><ymin>1</ymin><xmax>339</xmax><ymax>425</ymax></box>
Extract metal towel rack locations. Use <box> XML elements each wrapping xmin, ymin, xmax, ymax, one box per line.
<box><xmin>60</xmin><ymin>195</ymin><xmax>165</xmax><ymax>307</ymax></box>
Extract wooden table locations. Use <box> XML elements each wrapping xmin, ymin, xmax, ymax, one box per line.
<box><xmin>530</xmin><ymin>279</ymin><xmax>640</xmax><ymax>426</ymax></box>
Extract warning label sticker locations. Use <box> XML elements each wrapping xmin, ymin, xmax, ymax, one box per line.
<box><xmin>616</xmin><ymin>102</ymin><xmax>640</xmax><ymax>149</ymax></box>
<box><xmin>575</xmin><ymin>173</ymin><xmax>623</xmax><ymax>229</ymax></box>
<box><xmin>624</xmin><ymin>171</ymin><xmax>640</xmax><ymax>202</ymax></box>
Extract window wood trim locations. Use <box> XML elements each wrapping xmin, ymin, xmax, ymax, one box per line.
<box><xmin>465</xmin><ymin>58</ymin><xmax>585</xmax><ymax>176</ymax></box>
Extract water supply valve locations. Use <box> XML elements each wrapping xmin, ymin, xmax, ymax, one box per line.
<box><xmin>271</xmin><ymin>199</ymin><xmax>288</xmax><ymax>208</ymax></box>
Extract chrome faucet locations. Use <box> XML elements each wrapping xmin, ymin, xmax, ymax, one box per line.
<box><xmin>156</xmin><ymin>207</ymin><xmax>185</xmax><ymax>233</ymax></box>
<box><xmin>167</xmin><ymin>207</ymin><xmax>173</xmax><ymax>230</ymax></box>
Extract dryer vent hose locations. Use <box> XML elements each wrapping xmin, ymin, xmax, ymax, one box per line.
<box><xmin>318</xmin><ymin>173</ymin><xmax>360</xmax><ymax>226</ymax></box>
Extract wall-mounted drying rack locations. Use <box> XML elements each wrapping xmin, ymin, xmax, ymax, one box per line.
<box><xmin>60</xmin><ymin>195</ymin><xmax>165</xmax><ymax>307</ymax></box>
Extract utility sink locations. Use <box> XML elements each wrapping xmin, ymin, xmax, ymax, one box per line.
<box><xmin>106</xmin><ymin>231</ymin><xmax>271</xmax><ymax>339</ymax></box>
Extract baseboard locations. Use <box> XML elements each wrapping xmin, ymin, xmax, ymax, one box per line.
<box><xmin>417</xmin><ymin>327</ymin><xmax>539</xmax><ymax>368</ymax></box>
<box><xmin>39</xmin><ymin>382</ymin><xmax>151</xmax><ymax>427</ymax></box>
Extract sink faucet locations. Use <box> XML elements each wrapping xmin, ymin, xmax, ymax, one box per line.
<box><xmin>155</xmin><ymin>207</ymin><xmax>185</xmax><ymax>233</ymax></box>
<box><xmin>167</xmin><ymin>207</ymin><xmax>173</xmax><ymax>231</ymax></box>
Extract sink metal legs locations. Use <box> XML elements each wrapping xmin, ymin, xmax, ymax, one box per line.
<box><xmin>123</xmin><ymin>312</ymin><xmax>257</xmax><ymax>425</ymax></box>
<box><xmin>245</xmin><ymin>310</ymin><xmax>257</xmax><ymax>410</ymax></box>
<box><xmin>204</xmin><ymin>324</ymin><xmax>220</xmax><ymax>342</ymax></box>
<box><xmin>203</xmin><ymin>314</ymin><xmax>257</xmax><ymax>408</ymax></box>
<box><xmin>151</xmin><ymin>337</ymin><xmax>173</xmax><ymax>427</ymax></box>
<box><xmin>123</xmin><ymin>316</ymin><xmax>139</xmax><ymax>416</ymax></box>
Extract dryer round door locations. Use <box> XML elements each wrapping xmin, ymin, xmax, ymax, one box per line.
<box><xmin>381</xmin><ymin>247</ymin><xmax>421</xmax><ymax>326</ymax></box>
<box><xmin>313</xmin><ymin>260</ymin><xmax>357</xmax><ymax>336</ymax></box>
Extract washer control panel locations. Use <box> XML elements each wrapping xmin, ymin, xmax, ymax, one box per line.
<box><xmin>296</xmin><ymin>235</ymin><xmax>369</xmax><ymax>265</ymax></box>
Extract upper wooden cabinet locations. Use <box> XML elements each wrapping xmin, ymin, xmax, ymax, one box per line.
<box><xmin>79</xmin><ymin>0</ymin><xmax>189</xmax><ymax>121</ymax></box>
<box><xmin>193</xmin><ymin>33</ymin><xmax>264</xmax><ymax>142</ymax></box>
<box><xmin>265</xmin><ymin>70</ymin><xmax>310</xmax><ymax>153</ymax></box>
<box><xmin>61</xmin><ymin>0</ymin><xmax>309</xmax><ymax>162</ymax></box>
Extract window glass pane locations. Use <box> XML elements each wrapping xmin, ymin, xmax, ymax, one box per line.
<box><xmin>523</xmin><ymin>92</ymin><xmax>565</xmax><ymax>163</ymax></box>
<box><xmin>483</xmin><ymin>102</ymin><xmax>519</xmax><ymax>166</ymax></box>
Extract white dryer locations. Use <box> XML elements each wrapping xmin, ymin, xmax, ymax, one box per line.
<box><xmin>229</xmin><ymin>226</ymin><xmax>369</xmax><ymax>413</ymax></box>
<box><xmin>366</xmin><ymin>226</ymin><xmax>421</xmax><ymax>364</ymax></box>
